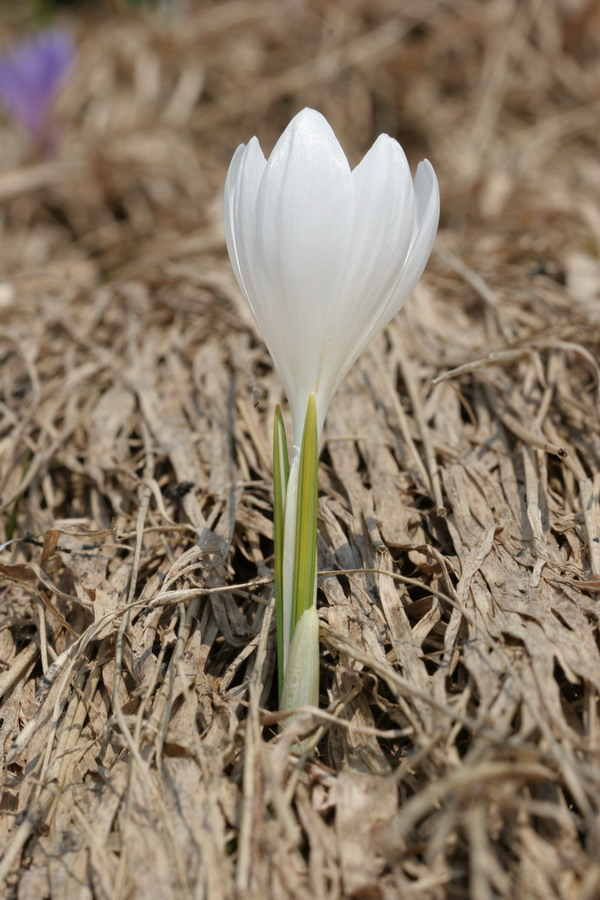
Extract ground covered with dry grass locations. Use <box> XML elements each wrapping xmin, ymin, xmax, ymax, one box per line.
<box><xmin>1</xmin><ymin>0</ymin><xmax>600</xmax><ymax>897</ymax></box>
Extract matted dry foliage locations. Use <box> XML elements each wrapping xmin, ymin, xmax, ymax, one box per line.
<box><xmin>1</xmin><ymin>0</ymin><xmax>600</xmax><ymax>897</ymax></box>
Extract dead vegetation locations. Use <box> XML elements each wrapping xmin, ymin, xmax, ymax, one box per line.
<box><xmin>1</xmin><ymin>0</ymin><xmax>600</xmax><ymax>897</ymax></box>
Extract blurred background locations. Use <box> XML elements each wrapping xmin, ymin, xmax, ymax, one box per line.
<box><xmin>0</xmin><ymin>0</ymin><xmax>598</xmax><ymax>287</ymax></box>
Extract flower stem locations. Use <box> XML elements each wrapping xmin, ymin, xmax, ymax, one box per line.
<box><xmin>277</xmin><ymin>392</ymin><xmax>320</xmax><ymax>714</ymax></box>
<box><xmin>273</xmin><ymin>405</ymin><xmax>289</xmax><ymax>698</ymax></box>
<box><xmin>292</xmin><ymin>393</ymin><xmax>319</xmax><ymax>628</ymax></box>
<box><xmin>281</xmin><ymin>449</ymin><xmax>299</xmax><ymax>670</ymax></box>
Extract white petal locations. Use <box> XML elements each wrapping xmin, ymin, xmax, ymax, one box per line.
<box><xmin>223</xmin><ymin>142</ymin><xmax>247</xmax><ymax>297</ymax></box>
<box><xmin>344</xmin><ymin>135</ymin><xmax>415</xmax><ymax>312</ymax></box>
<box><xmin>251</xmin><ymin>109</ymin><xmax>355</xmax><ymax>436</ymax></box>
<box><xmin>230</xmin><ymin>138</ymin><xmax>267</xmax><ymax>317</ymax></box>
<box><xmin>385</xmin><ymin>159</ymin><xmax>440</xmax><ymax>317</ymax></box>
<box><xmin>354</xmin><ymin>159</ymin><xmax>439</xmax><ymax>355</ymax></box>
<box><xmin>316</xmin><ymin>135</ymin><xmax>416</xmax><ymax>409</ymax></box>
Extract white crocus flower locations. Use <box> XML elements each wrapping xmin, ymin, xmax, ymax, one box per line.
<box><xmin>224</xmin><ymin>107</ymin><xmax>440</xmax><ymax>448</ymax></box>
<box><xmin>224</xmin><ymin>108</ymin><xmax>439</xmax><ymax>713</ymax></box>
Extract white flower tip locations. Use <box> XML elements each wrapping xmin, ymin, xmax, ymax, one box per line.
<box><xmin>246</xmin><ymin>134</ymin><xmax>262</xmax><ymax>153</ymax></box>
<box><xmin>415</xmin><ymin>159</ymin><xmax>440</xmax><ymax>222</ymax></box>
<box><xmin>282</xmin><ymin>107</ymin><xmax>345</xmax><ymax>157</ymax></box>
<box><xmin>226</xmin><ymin>137</ymin><xmax>267</xmax><ymax>189</ymax></box>
<box><xmin>292</xmin><ymin>107</ymin><xmax>329</xmax><ymax>127</ymax></box>
<box><xmin>243</xmin><ymin>135</ymin><xmax>268</xmax><ymax>169</ymax></box>
<box><xmin>354</xmin><ymin>131</ymin><xmax>411</xmax><ymax>181</ymax></box>
<box><xmin>416</xmin><ymin>159</ymin><xmax>440</xmax><ymax>198</ymax></box>
<box><xmin>226</xmin><ymin>141</ymin><xmax>245</xmax><ymax>172</ymax></box>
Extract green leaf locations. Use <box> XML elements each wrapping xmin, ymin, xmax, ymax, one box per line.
<box><xmin>273</xmin><ymin>405</ymin><xmax>289</xmax><ymax>698</ymax></box>
<box><xmin>292</xmin><ymin>392</ymin><xmax>319</xmax><ymax>627</ymax></box>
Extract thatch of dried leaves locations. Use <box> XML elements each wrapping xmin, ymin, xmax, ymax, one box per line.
<box><xmin>1</xmin><ymin>1</ymin><xmax>600</xmax><ymax>897</ymax></box>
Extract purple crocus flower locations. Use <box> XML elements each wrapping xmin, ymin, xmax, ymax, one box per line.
<box><xmin>0</xmin><ymin>29</ymin><xmax>75</xmax><ymax>141</ymax></box>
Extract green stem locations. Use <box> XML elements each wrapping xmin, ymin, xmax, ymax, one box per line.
<box><xmin>291</xmin><ymin>393</ymin><xmax>319</xmax><ymax>627</ymax></box>
<box><xmin>273</xmin><ymin>406</ymin><xmax>290</xmax><ymax>698</ymax></box>
<box><xmin>279</xmin><ymin>392</ymin><xmax>320</xmax><ymax>716</ymax></box>
<box><xmin>281</xmin><ymin>450</ymin><xmax>299</xmax><ymax>668</ymax></box>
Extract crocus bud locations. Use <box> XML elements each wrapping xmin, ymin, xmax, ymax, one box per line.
<box><xmin>224</xmin><ymin>107</ymin><xmax>439</xmax><ymax>445</ymax></box>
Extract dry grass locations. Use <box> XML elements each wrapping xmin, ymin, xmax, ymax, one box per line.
<box><xmin>1</xmin><ymin>0</ymin><xmax>600</xmax><ymax>897</ymax></box>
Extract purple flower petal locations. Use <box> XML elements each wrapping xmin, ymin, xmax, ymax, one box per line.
<box><xmin>0</xmin><ymin>29</ymin><xmax>75</xmax><ymax>136</ymax></box>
